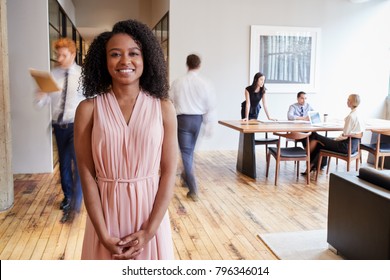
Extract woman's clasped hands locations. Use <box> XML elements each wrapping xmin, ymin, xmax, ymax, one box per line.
<box><xmin>102</xmin><ymin>228</ymin><xmax>153</xmax><ymax>260</ymax></box>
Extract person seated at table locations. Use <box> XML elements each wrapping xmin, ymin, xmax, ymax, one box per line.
<box><xmin>241</xmin><ymin>72</ymin><xmax>276</xmax><ymax>121</ymax></box>
<box><xmin>287</xmin><ymin>91</ymin><xmax>314</xmax><ymax>121</ymax></box>
<box><xmin>302</xmin><ymin>93</ymin><xmax>364</xmax><ymax>175</ymax></box>
<box><xmin>286</xmin><ymin>91</ymin><xmax>315</xmax><ymax>149</ymax></box>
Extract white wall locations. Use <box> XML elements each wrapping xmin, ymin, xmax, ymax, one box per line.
<box><xmin>8</xmin><ymin>0</ymin><xmax>52</xmax><ymax>173</ymax></box>
<box><xmin>169</xmin><ymin>0</ymin><xmax>390</xmax><ymax>150</ymax></box>
<box><xmin>8</xmin><ymin>0</ymin><xmax>76</xmax><ymax>173</ymax></box>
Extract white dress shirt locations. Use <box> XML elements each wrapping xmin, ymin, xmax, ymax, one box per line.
<box><xmin>335</xmin><ymin>108</ymin><xmax>364</xmax><ymax>141</ymax></box>
<box><xmin>35</xmin><ymin>63</ymin><xmax>84</xmax><ymax>124</ymax></box>
<box><xmin>170</xmin><ymin>70</ymin><xmax>216</xmax><ymax>125</ymax></box>
<box><xmin>287</xmin><ymin>102</ymin><xmax>314</xmax><ymax>120</ymax></box>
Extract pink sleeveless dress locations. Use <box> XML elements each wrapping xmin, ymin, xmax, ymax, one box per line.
<box><xmin>81</xmin><ymin>91</ymin><xmax>174</xmax><ymax>260</ymax></box>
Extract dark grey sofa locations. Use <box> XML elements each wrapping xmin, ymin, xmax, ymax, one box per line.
<box><xmin>327</xmin><ymin>167</ymin><xmax>390</xmax><ymax>260</ymax></box>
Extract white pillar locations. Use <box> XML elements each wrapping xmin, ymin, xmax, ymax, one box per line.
<box><xmin>0</xmin><ymin>0</ymin><xmax>14</xmax><ymax>211</ymax></box>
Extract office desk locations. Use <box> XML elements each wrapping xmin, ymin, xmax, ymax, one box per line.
<box><xmin>219</xmin><ymin>119</ymin><xmax>390</xmax><ymax>179</ymax></box>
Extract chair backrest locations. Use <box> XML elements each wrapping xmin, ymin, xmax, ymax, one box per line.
<box><xmin>347</xmin><ymin>132</ymin><xmax>363</xmax><ymax>158</ymax></box>
<box><xmin>371</xmin><ymin>129</ymin><xmax>390</xmax><ymax>139</ymax></box>
<box><xmin>275</xmin><ymin>132</ymin><xmax>311</xmax><ymax>149</ymax></box>
<box><xmin>369</xmin><ymin>130</ymin><xmax>390</xmax><ymax>152</ymax></box>
<box><xmin>273</xmin><ymin>131</ymin><xmax>311</xmax><ymax>140</ymax></box>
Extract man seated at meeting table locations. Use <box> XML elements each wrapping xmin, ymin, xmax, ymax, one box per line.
<box><xmin>286</xmin><ymin>91</ymin><xmax>314</xmax><ymax>145</ymax></box>
<box><xmin>287</xmin><ymin>91</ymin><xmax>314</xmax><ymax>121</ymax></box>
<box><xmin>287</xmin><ymin>91</ymin><xmax>327</xmax><ymax>169</ymax></box>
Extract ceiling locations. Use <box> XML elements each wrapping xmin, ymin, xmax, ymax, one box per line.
<box><xmin>72</xmin><ymin>0</ymin><xmax>152</xmax><ymax>42</ymax></box>
<box><xmin>72</xmin><ymin>0</ymin><xmax>374</xmax><ymax>42</ymax></box>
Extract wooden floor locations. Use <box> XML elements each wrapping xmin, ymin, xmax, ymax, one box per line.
<box><xmin>0</xmin><ymin>148</ymin><xmax>369</xmax><ymax>260</ymax></box>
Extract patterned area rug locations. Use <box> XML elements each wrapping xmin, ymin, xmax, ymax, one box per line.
<box><xmin>257</xmin><ymin>229</ymin><xmax>343</xmax><ymax>260</ymax></box>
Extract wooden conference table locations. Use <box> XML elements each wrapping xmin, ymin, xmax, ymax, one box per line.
<box><xmin>219</xmin><ymin>119</ymin><xmax>390</xmax><ymax>179</ymax></box>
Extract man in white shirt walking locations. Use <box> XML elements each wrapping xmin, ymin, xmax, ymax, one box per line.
<box><xmin>170</xmin><ymin>54</ymin><xmax>216</xmax><ymax>201</ymax></box>
<box><xmin>35</xmin><ymin>38</ymin><xmax>85</xmax><ymax>222</ymax></box>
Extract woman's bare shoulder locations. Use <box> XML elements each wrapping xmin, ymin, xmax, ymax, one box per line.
<box><xmin>80</xmin><ymin>97</ymin><xmax>94</xmax><ymax>108</ymax></box>
<box><xmin>161</xmin><ymin>98</ymin><xmax>175</xmax><ymax>112</ymax></box>
<box><xmin>160</xmin><ymin>99</ymin><xmax>176</xmax><ymax>121</ymax></box>
<box><xmin>76</xmin><ymin>98</ymin><xmax>95</xmax><ymax>119</ymax></box>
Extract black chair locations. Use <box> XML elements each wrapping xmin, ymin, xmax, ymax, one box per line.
<box><xmin>360</xmin><ymin>129</ymin><xmax>390</xmax><ymax>169</ymax></box>
<box><xmin>315</xmin><ymin>133</ymin><xmax>363</xmax><ymax>180</ymax></box>
<box><xmin>254</xmin><ymin>132</ymin><xmax>278</xmax><ymax>154</ymax></box>
<box><xmin>266</xmin><ymin>132</ymin><xmax>311</xmax><ymax>185</ymax></box>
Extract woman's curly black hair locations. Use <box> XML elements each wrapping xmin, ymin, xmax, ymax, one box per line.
<box><xmin>80</xmin><ymin>19</ymin><xmax>169</xmax><ymax>99</ymax></box>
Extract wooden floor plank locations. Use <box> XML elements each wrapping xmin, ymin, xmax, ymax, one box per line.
<box><xmin>171</xmin><ymin>186</ymin><xmax>221</xmax><ymax>260</ymax></box>
<box><xmin>12</xmin><ymin>173</ymin><xmax>60</xmax><ymax>259</ymax></box>
<box><xmin>31</xmin><ymin>202</ymin><xmax>63</xmax><ymax>260</ymax></box>
<box><xmin>169</xmin><ymin>194</ymin><xmax>192</xmax><ymax>260</ymax></box>
<box><xmin>205</xmin><ymin>183</ymin><xmax>273</xmax><ymax>259</ymax></box>
<box><xmin>0</xmin><ymin>150</ymin><xmax>372</xmax><ymax>259</ymax></box>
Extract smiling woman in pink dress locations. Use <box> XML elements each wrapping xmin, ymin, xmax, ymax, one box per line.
<box><xmin>74</xmin><ymin>20</ymin><xmax>177</xmax><ymax>260</ymax></box>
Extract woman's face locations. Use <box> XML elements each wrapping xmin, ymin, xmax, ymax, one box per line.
<box><xmin>106</xmin><ymin>33</ymin><xmax>144</xmax><ymax>87</ymax></box>
<box><xmin>256</xmin><ymin>76</ymin><xmax>265</xmax><ymax>87</ymax></box>
<box><xmin>347</xmin><ymin>96</ymin><xmax>353</xmax><ymax>108</ymax></box>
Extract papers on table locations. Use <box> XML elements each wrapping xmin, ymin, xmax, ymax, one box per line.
<box><xmin>259</xmin><ymin>120</ymin><xmax>311</xmax><ymax>124</ymax></box>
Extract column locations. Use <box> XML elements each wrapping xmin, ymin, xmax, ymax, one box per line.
<box><xmin>0</xmin><ymin>0</ymin><xmax>14</xmax><ymax>211</ymax></box>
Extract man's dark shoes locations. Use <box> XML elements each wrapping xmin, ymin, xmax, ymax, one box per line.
<box><xmin>60</xmin><ymin>210</ymin><xmax>75</xmax><ymax>224</ymax></box>
<box><xmin>187</xmin><ymin>191</ymin><xmax>199</xmax><ymax>202</ymax></box>
<box><xmin>180</xmin><ymin>174</ymin><xmax>188</xmax><ymax>188</ymax></box>
<box><xmin>60</xmin><ymin>198</ymin><xmax>71</xmax><ymax>211</ymax></box>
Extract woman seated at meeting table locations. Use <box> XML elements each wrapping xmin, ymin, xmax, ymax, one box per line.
<box><xmin>302</xmin><ymin>93</ymin><xmax>364</xmax><ymax>175</ymax></box>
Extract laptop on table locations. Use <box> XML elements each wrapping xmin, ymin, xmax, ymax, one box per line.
<box><xmin>308</xmin><ymin>111</ymin><xmax>341</xmax><ymax>127</ymax></box>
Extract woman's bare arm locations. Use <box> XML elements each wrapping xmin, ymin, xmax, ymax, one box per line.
<box><xmin>243</xmin><ymin>89</ymin><xmax>250</xmax><ymax>121</ymax></box>
<box><xmin>74</xmin><ymin>99</ymin><xmax>122</xmax><ymax>255</ymax></box>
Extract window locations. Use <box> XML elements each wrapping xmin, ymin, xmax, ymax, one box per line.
<box><xmin>153</xmin><ymin>12</ymin><xmax>169</xmax><ymax>63</ymax></box>
<box><xmin>48</xmin><ymin>0</ymin><xmax>85</xmax><ymax>67</ymax></box>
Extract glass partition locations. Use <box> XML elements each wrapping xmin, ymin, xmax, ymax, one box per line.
<box><xmin>152</xmin><ymin>13</ymin><xmax>169</xmax><ymax>69</ymax></box>
<box><xmin>48</xmin><ymin>0</ymin><xmax>85</xmax><ymax>67</ymax></box>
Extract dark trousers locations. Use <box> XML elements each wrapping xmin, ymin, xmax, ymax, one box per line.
<box><xmin>310</xmin><ymin>132</ymin><xmax>359</xmax><ymax>167</ymax></box>
<box><xmin>53</xmin><ymin>123</ymin><xmax>82</xmax><ymax>212</ymax></box>
<box><xmin>177</xmin><ymin>115</ymin><xmax>203</xmax><ymax>194</ymax></box>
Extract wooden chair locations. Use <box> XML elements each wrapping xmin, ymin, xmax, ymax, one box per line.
<box><xmin>254</xmin><ymin>132</ymin><xmax>278</xmax><ymax>154</ymax></box>
<box><xmin>315</xmin><ymin>133</ymin><xmax>363</xmax><ymax>180</ymax></box>
<box><xmin>360</xmin><ymin>129</ymin><xmax>390</xmax><ymax>169</ymax></box>
<box><xmin>266</xmin><ymin>132</ymin><xmax>311</xmax><ymax>186</ymax></box>
<box><xmin>285</xmin><ymin>138</ymin><xmax>300</xmax><ymax>165</ymax></box>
